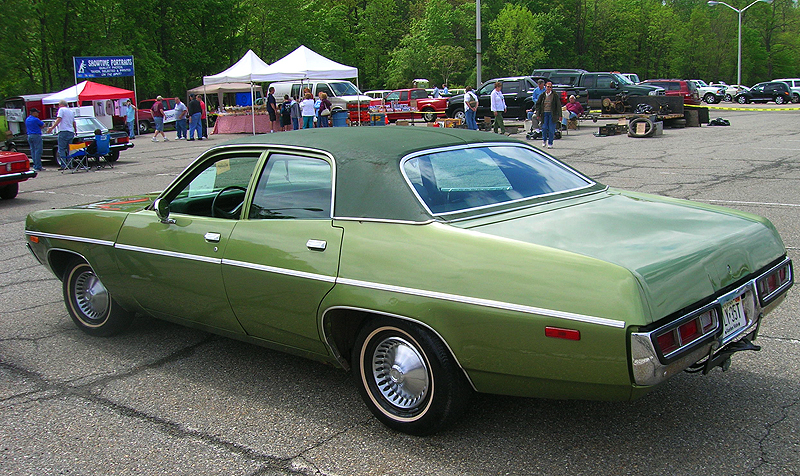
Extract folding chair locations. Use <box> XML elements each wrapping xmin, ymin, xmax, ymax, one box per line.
<box><xmin>63</xmin><ymin>142</ymin><xmax>89</xmax><ymax>173</ymax></box>
<box><xmin>87</xmin><ymin>134</ymin><xmax>112</xmax><ymax>169</ymax></box>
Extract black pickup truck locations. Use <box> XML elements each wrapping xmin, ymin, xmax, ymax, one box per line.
<box><xmin>532</xmin><ymin>69</ymin><xmax>665</xmax><ymax>110</ymax></box>
<box><xmin>446</xmin><ymin>76</ymin><xmax>588</xmax><ymax>122</ymax></box>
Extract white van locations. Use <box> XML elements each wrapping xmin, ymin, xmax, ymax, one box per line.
<box><xmin>773</xmin><ymin>78</ymin><xmax>800</xmax><ymax>103</ymax></box>
<box><xmin>268</xmin><ymin>80</ymin><xmax>371</xmax><ymax>122</ymax></box>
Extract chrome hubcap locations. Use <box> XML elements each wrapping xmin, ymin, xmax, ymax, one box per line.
<box><xmin>75</xmin><ymin>271</ymin><xmax>109</xmax><ymax>321</ymax></box>
<box><xmin>372</xmin><ymin>336</ymin><xmax>429</xmax><ymax>410</ymax></box>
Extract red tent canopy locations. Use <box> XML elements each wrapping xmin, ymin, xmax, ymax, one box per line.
<box><xmin>42</xmin><ymin>81</ymin><xmax>133</xmax><ymax>104</ymax></box>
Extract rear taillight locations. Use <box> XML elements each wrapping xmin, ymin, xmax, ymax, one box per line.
<box><xmin>116</xmin><ymin>137</ymin><xmax>129</xmax><ymax>144</ymax></box>
<box><xmin>756</xmin><ymin>261</ymin><xmax>792</xmax><ymax>304</ymax></box>
<box><xmin>560</xmin><ymin>91</ymin><xmax>568</xmax><ymax>103</ymax></box>
<box><xmin>654</xmin><ymin>308</ymin><xmax>718</xmax><ymax>358</ymax></box>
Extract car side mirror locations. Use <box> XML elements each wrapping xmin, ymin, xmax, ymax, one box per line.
<box><xmin>154</xmin><ymin>198</ymin><xmax>175</xmax><ymax>224</ymax></box>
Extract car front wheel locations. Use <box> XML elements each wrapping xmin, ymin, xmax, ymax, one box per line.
<box><xmin>63</xmin><ymin>258</ymin><xmax>134</xmax><ymax>336</ymax></box>
<box><xmin>703</xmin><ymin>93</ymin><xmax>717</xmax><ymax>104</ymax></box>
<box><xmin>138</xmin><ymin>120</ymin><xmax>150</xmax><ymax>134</ymax></box>
<box><xmin>352</xmin><ymin>318</ymin><xmax>471</xmax><ymax>435</ymax></box>
<box><xmin>737</xmin><ymin>96</ymin><xmax>749</xmax><ymax>104</ymax></box>
<box><xmin>724</xmin><ymin>94</ymin><xmax>732</xmax><ymax>102</ymax></box>
<box><xmin>451</xmin><ymin>108</ymin><xmax>465</xmax><ymax>122</ymax></box>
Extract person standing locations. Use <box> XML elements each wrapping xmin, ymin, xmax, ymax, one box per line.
<box><xmin>187</xmin><ymin>95</ymin><xmax>202</xmax><ymax>141</ymax></box>
<box><xmin>300</xmin><ymin>92</ymin><xmax>316</xmax><ymax>129</ymax></box>
<box><xmin>490</xmin><ymin>81</ymin><xmax>506</xmax><ymax>134</ymax></box>
<box><xmin>442</xmin><ymin>84</ymin><xmax>449</xmax><ymax>96</ymax></box>
<box><xmin>290</xmin><ymin>96</ymin><xmax>301</xmax><ymax>131</ymax></box>
<box><xmin>125</xmin><ymin>100</ymin><xmax>137</xmax><ymax>139</ymax></box>
<box><xmin>432</xmin><ymin>85</ymin><xmax>440</xmax><ymax>98</ymax></box>
<box><xmin>174</xmin><ymin>97</ymin><xmax>188</xmax><ymax>139</ymax></box>
<box><xmin>318</xmin><ymin>92</ymin><xmax>332</xmax><ymax>127</ymax></box>
<box><xmin>151</xmin><ymin>96</ymin><xmax>168</xmax><ymax>142</ymax></box>
<box><xmin>280</xmin><ymin>95</ymin><xmax>292</xmax><ymax>131</ymax></box>
<box><xmin>463</xmin><ymin>86</ymin><xmax>478</xmax><ymax>130</ymax></box>
<box><xmin>535</xmin><ymin>81</ymin><xmax>562</xmax><ymax>149</ymax></box>
<box><xmin>198</xmin><ymin>95</ymin><xmax>208</xmax><ymax>138</ymax></box>
<box><xmin>46</xmin><ymin>100</ymin><xmax>76</xmax><ymax>170</ymax></box>
<box><xmin>266</xmin><ymin>87</ymin><xmax>278</xmax><ymax>133</ymax></box>
<box><xmin>25</xmin><ymin>108</ymin><xmax>45</xmax><ymax>171</ymax></box>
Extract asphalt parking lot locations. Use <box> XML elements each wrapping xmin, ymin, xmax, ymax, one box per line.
<box><xmin>2</xmin><ymin>107</ymin><xmax>798</xmax><ymax>475</ymax></box>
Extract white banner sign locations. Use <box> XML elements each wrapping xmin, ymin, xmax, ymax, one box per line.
<box><xmin>5</xmin><ymin>108</ymin><xmax>24</xmax><ymax>122</ymax></box>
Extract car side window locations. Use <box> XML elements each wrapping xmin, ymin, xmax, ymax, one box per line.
<box><xmin>596</xmin><ymin>75</ymin><xmax>614</xmax><ymax>88</ymax></box>
<box><xmin>503</xmin><ymin>82</ymin><xmax>520</xmax><ymax>94</ymax></box>
<box><xmin>168</xmin><ymin>154</ymin><xmax>261</xmax><ymax>218</ymax></box>
<box><xmin>411</xmin><ymin>90</ymin><xmax>428</xmax><ymax>100</ymax></box>
<box><xmin>249</xmin><ymin>154</ymin><xmax>332</xmax><ymax>220</ymax></box>
<box><xmin>317</xmin><ymin>84</ymin><xmax>333</xmax><ymax>97</ymax></box>
<box><xmin>477</xmin><ymin>83</ymin><xmax>495</xmax><ymax>95</ymax></box>
<box><xmin>582</xmin><ymin>75</ymin><xmax>596</xmax><ymax>88</ymax></box>
<box><xmin>291</xmin><ymin>85</ymin><xmax>301</xmax><ymax>98</ymax></box>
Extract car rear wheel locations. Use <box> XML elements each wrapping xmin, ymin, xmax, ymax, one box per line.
<box><xmin>422</xmin><ymin>109</ymin><xmax>437</xmax><ymax>123</ymax></box>
<box><xmin>452</xmin><ymin>108</ymin><xmax>465</xmax><ymax>122</ymax></box>
<box><xmin>703</xmin><ymin>93</ymin><xmax>717</xmax><ymax>104</ymax></box>
<box><xmin>138</xmin><ymin>120</ymin><xmax>150</xmax><ymax>134</ymax></box>
<box><xmin>724</xmin><ymin>94</ymin><xmax>732</xmax><ymax>102</ymax></box>
<box><xmin>775</xmin><ymin>96</ymin><xmax>785</xmax><ymax>105</ymax></box>
<box><xmin>792</xmin><ymin>93</ymin><xmax>800</xmax><ymax>103</ymax></box>
<box><xmin>352</xmin><ymin>318</ymin><xmax>471</xmax><ymax>435</ymax></box>
<box><xmin>0</xmin><ymin>183</ymin><xmax>19</xmax><ymax>199</ymax></box>
<box><xmin>107</xmin><ymin>150</ymin><xmax>120</xmax><ymax>163</ymax></box>
<box><xmin>63</xmin><ymin>258</ymin><xmax>134</xmax><ymax>337</ymax></box>
<box><xmin>737</xmin><ymin>96</ymin><xmax>749</xmax><ymax>104</ymax></box>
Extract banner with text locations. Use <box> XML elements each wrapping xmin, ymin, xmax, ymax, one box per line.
<box><xmin>75</xmin><ymin>56</ymin><xmax>135</xmax><ymax>78</ymax></box>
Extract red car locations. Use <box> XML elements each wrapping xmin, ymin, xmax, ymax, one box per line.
<box><xmin>640</xmin><ymin>79</ymin><xmax>701</xmax><ymax>105</ymax></box>
<box><xmin>113</xmin><ymin>98</ymin><xmax>176</xmax><ymax>134</ymax></box>
<box><xmin>0</xmin><ymin>151</ymin><xmax>37</xmax><ymax>199</ymax></box>
<box><xmin>369</xmin><ymin>88</ymin><xmax>448</xmax><ymax>122</ymax></box>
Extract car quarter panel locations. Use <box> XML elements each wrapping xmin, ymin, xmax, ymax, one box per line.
<box><xmin>325</xmin><ymin>220</ymin><xmax>646</xmax><ymax>400</ymax></box>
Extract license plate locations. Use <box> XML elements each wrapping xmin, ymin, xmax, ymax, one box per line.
<box><xmin>721</xmin><ymin>295</ymin><xmax>747</xmax><ymax>340</ymax></box>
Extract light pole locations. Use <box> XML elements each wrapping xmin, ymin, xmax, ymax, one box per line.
<box><xmin>707</xmin><ymin>0</ymin><xmax>773</xmax><ymax>87</ymax></box>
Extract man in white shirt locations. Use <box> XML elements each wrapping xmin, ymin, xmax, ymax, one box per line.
<box><xmin>47</xmin><ymin>100</ymin><xmax>77</xmax><ymax>170</ymax></box>
<box><xmin>490</xmin><ymin>81</ymin><xmax>506</xmax><ymax>134</ymax></box>
<box><xmin>463</xmin><ymin>86</ymin><xmax>478</xmax><ymax>130</ymax></box>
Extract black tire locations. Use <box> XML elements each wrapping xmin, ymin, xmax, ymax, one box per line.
<box><xmin>422</xmin><ymin>109</ymin><xmax>437</xmax><ymax>123</ymax></box>
<box><xmin>451</xmin><ymin>108</ymin><xmax>465</xmax><ymax>122</ymax></box>
<box><xmin>108</xmin><ymin>150</ymin><xmax>120</xmax><ymax>163</ymax></box>
<box><xmin>138</xmin><ymin>120</ymin><xmax>150</xmax><ymax>134</ymax></box>
<box><xmin>628</xmin><ymin>117</ymin><xmax>656</xmax><ymax>138</ymax></box>
<box><xmin>792</xmin><ymin>93</ymin><xmax>800</xmax><ymax>104</ymax></box>
<box><xmin>63</xmin><ymin>258</ymin><xmax>134</xmax><ymax>337</ymax></box>
<box><xmin>352</xmin><ymin>318</ymin><xmax>471</xmax><ymax>435</ymax></box>
<box><xmin>737</xmin><ymin>95</ymin><xmax>749</xmax><ymax>104</ymax></box>
<box><xmin>724</xmin><ymin>94</ymin><xmax>732</xmax><ymax>102</ymax></box>
<box><xmin>703</xmin><ymin>93</ymin><xmax>717</xmax><ymax>104</ymax></box>
<box><xmin>0</xmin><ymin>183</ymin><xmax>19</xmax><ymax>199</ymax></box>
<box><xmin>775</xmin><ymin>96</ymin><xmax>785</xmax><ymax>105</ymax></box>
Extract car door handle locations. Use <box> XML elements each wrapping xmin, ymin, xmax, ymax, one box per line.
<box><xmin>205</xmin><ymin>232</ymin><xmax>221</xmax><ymax>243</ymax></box>
<box><xmin>306</xmin><ymin>239</ymin><xmax>327</xmax><ymax>251</ymax></box>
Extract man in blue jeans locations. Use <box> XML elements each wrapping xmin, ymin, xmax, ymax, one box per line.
<box><xmin>187</xmin><ymin>94</ymin><xmax>202</xmax><ymax>141</ymax></box>
<box><xmin>46</xmin><ymin>100</ymin><xmax>76</xmax><ymax>170</ymax></box>
<box><xmin>25</xmin><ymin>108</ymin><xmax>45</xmax><ymax>171</ymax></box>
<box><xmin>125</xmin><ymin>100</ymin><xmax>137</xmax><ymax>139</ymax></box>
<box><xmin>534</xmin><ymin>82</ymin><xmax>562</xmax><ymax>149</ymax></box>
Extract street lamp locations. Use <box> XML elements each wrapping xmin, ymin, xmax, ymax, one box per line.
<box><xmin>707</xmin><ymin>0</ymin><xmax>773</xmax><ymax>87</ymax></box>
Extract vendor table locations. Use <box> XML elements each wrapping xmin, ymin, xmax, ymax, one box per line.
<box><xmin>212</xmin><ymin>114</ymin><xmax>272</xmax><ymax>134</ymax></box>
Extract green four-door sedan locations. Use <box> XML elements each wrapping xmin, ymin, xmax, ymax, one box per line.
<box><xmin>25</xmin><ymin>127</ymin><xmax>793</xmax><ymax>435</ymax></box>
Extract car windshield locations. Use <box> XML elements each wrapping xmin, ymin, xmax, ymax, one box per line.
<box><xmin>695</xmin><ymin>80</ymin><xmax>709</xmax><ymax>87</ymax></box>
<box><xmin>329</xmin><ymin>82</ymin><xmax>361</xmax><ymax>96</ymax></box>
<box><xmin>403</xmin><ymin>145</ymin><xmax>594</xmax><ymax>215</ymax></box>
<box><xmin>75</xmin><ymin>117</ymin><xmax>106</xmax><ymax>133</ymax></box>
<box><xmin>385</xmin><ymin>92</ymin><xmax>401</xmax><ymax>101</ymax></box>
<box><xmin>612</xmin><ymin>73</ymin><xmax>633</xmax><ymax>85</ymax></box>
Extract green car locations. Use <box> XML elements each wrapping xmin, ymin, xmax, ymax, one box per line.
<box><xmin>25</xmin><ymin>127</ymin><xmax>793</xmax><ymax>435</ymax></box>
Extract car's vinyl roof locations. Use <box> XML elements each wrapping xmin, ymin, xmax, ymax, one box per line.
<box><xmin>222</xmin><ymin>127</ymin><xmax>521</xmax><ymax>222</ymax></box>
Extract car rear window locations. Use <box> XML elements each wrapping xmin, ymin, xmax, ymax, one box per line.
<box><xmin>402</xmin><ymin>145</ymin><xmax>593</xmax><ymax>215</ymax></box>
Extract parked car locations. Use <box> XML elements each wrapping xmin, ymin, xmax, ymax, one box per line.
<box><xmin>734</xmin><ymin>81</ymin><xmax>792</xmax><ymax>104</ymax></box>
<box><xmin>691</xmin><ymin>79</ymin><xmax>725</xmax><ymax>104</ymax></box>
<box><xmin>9</xmin><ymin>117</ymin><xmax>133</xmax><ymax>163</ymax></box>
<box><xmin>269</xmin><ymin>80</ymin><xmax>371</xmax><ymax>123</ymax></box>
<box><xmin>364</xmin><ymin>89</ymin><xmax>391</xmax><ymax>99</ymax></box>
<box><xmin>532</xmin><ymin>69</ymin><xmax>665</xmax><ymax>109</ymax></box>
<box><xmin>369</xmin><ymin>88</ymin><xmax>448</xmax><ymax>122</ymax></box>
<box><xmin>640</xmin><ymin>79</ymin><xmax>701</xmax><ymax>105</ymax></box>
<box><xmin>24</xmin><ymin>127</ymin><xmax>793</xmax><ymax>435</ymax></box>
<box><xmin>772</xmin><ymin>78</ymin><xmax>800</xmax><ymax>103</ymax></box>
<box><xmin>0</xmin><ymin>151</ymin><xmax>36</xmax><ymax>199</ymax></box>
<box><xmin>446</xmin><ymin>76</ymin><xmax>588</xmax><ymax>122</ymax></box>
<box><xmin>135</xmin><ymin>98</ymin><xmax>176</xmax><ymax>134</ymax></box>
<box><xmin>710</xmin><ymin>83</ymin><xmax>749</xmax><ymax>102</ymax></box>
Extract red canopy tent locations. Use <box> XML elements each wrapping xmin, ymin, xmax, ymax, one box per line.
<box><xmin>42</xmin><ymin>81</ymin><xmax>133</xmax><ymax>104</ymax></box>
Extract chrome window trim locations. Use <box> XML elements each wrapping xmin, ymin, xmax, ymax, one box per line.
<box><xmin>399</xmin><ymin>142</ymin><xmax>597</xmax><ymax>218</ymax></box>
<box><xmin>114</xmin><ymin>243</ymin><xmax>220</xmax><ymax>264</ymax></box>
<box><xmin>320</xmin><ymin>305</ymin><xmax>478</xmax><ymax>391</ymax></box>
<box><xmin>222</xmin><ymin>258</ymin><xmax>336</xmax><ymax>283</ymax></box>
<box><xmin>25</xmin><ymin>231</ymin><xmax>114</xmax><ymax>247</ymax></box>
<box><xmin>335</xmin><ymin>277</ymin><xmax>626</xmax><ymax>328</ymax></box>
<box><xmin>332</xmin><ymin>216</ymin><xmax>436</xmax><ymax>225</ymax></box>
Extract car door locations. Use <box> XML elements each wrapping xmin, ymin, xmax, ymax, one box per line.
<box><xmin>750</xmin><ymin>83</ymin><xmax>766</xmax><ymax>101</ymax></box>
<box><xmin>221</xmin><ymin>152</ymin><xmax>342</xmax><ymax>354</ymax></box>
<box><xmin>502</xmin><ymin>80</ymin><xmax>523</xmax><ymax>118</ymax></box>
<box><xmin>114</xmin><ymin>150</ymin><xmax>263</xmax><ymax>333</ymax></box>
<box><xmin>476</xmin><ymin>81</ymin><xmax>495</xmax><ymax>117</ymax></box>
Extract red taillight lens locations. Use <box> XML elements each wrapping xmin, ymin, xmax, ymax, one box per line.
<box><xmin>560</xmin><ymin>91</ymin><xmax>568</xmax><ymax>103</ymax></box>
<box><xmin>678</xmin><ymin>320</ymin><xmax>700</xmax><ymax>344</ymax></box>
<box><xmin>656</xmin><ymin>331</ymin><xmax>679</xmax><ymax>354</ymax></box>
<box><xmin>757</xmin><ymin>263</ymin><xmax>791</xmax><ymax>299</ymax></box>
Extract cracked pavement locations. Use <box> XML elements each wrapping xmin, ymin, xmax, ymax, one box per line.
<box><xmin>1</xmin><ymin>110</ymin><xmax>798</xmax><ymax>475</ymax></box>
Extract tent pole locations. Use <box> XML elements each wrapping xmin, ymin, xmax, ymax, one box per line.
<box><xmin>203</xmin><ymin>85</ymin><xmax>208</xmax><ymax>138</ymax></box>
<box><xmin>251</xmin><ymin>83</ymin><xmax>256</xmax><ymax>135</ymax></box>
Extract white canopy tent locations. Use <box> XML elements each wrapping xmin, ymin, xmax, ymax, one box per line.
<box><xmin>202</xmin><ymin>50</ymin><xmax>271</xmax><ymax>134</ymax></box>
<box><xmin>256</xmin><ymin>45</ymin><xmax>358</xmax><ymax>81</ymax></box>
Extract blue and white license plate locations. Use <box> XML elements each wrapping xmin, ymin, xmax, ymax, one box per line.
<box><xmin>721</xmin><ymin>295</ymin><xmax>747</xmax><ymax>340</ymax></box>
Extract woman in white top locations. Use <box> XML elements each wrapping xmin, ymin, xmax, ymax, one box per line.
<box><xmin>301</xmin><ymin>93</ymin><xmax>316</xmax><ymax>129</ymax></box>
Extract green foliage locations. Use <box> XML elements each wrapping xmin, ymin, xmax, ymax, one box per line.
<box><xmin>1</xmin><ymin>0</ymin><xmax>800</xmax><ymax>102</ymax></box>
